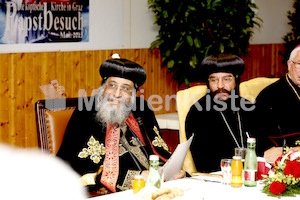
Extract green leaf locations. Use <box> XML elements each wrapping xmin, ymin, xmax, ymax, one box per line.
<box><xmin>150</xmin><ymin>39</ymin><xmax>163</xmax><ymax>50</ymax></box>
<box><xmin>162</xmin><ymin>10</ymin><xmax>168</xmax><ymax>18</ymax></box>
<box><xmin>174</xmin><ymin>40</ymin><xmax>184</xmax><ymax>51</ymax></box>
<box><xmin>189</xmin><ymin>60</ymin><xmax>195</xmax><ymax>68</ymax></box>
<box><xmin>184</xmin><ymin>77</ymin><xmax>191</xmax><ymax>87</ymax></box>
<box><xmin>204</xmin><ymin>46</ymin><xmax>211</xmax><ymax>58</ymax></box>
<box><xmin>188</xmin><ymin>6</ymin><xmax>197</xmax><ymax>11</ymax></box>
<box><xmin>171</xmin><ymin>15</ymin><xmax>176</xmax><ymax>24</ymax></box>
<box><xmin>167</xmin><ymin>60</ymin><xmax>175</xmax><ymax>69</ymax></box>
<box><xmin>211</xmin><ymin>0</ymin><xmax>222</xmax><ymax>7</ymax></box>
<box><xmin>219</xmin><ymin>44</ymin><xmax>224</xmax><ymax>53</ymax></box>
<box><xmin>186</xmin><ymin>35</ymin><xmax>193</xmax><ymax>46</ymax></box>
<box><xmin>194</xmin><ymin>38</ymin><xmax>201</xmax><ymax>48</ymax></box>
<box><xmin>228</xmin><ymin>40</ymin><xmax>234</xmax><ymax>48</ymax></box>
<box><xmin>189</xmin><ymin>54</ymin><xmax>198</xmax><ymax>68</ymax></box>
<box><xmin>166</xmin><ymin>50</ymin><xmax>171</xmax><ymax>57</ymax></box>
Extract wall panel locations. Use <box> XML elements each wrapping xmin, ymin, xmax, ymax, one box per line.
<box><xmin>0</xmin><ymin>44</ymin><xmax>287</xmax><ymax>148</ymax></box>
<box><xmin>240</xmin><ymin>44</ymin><xmax>286</xmax><ymax>81</ymax></box>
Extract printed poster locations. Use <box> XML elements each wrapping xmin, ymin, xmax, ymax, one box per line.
<box><xmin>0</xmin><ymin>0</ymin><xmax>89</xmax><ymax>44</ymax></box>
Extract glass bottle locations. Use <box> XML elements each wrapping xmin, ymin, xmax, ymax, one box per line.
<box><xmin>146</xmin><ymin>155</ymin><xmax>161</xmax><ymax>188</ymax></box>
<box><xmin>132</xmin><ymin>175</ymin><xmax>145</xmax><ymax>194</ymax></box>
<box><xmin>231</xmin><ymin>156</ymin><xmax>243</xmax><ymax>187</ymax></box>
<box><xmin>244</xmin><ymin>137</ymin><xmax>257</xmax><ymax>187</ymax></box>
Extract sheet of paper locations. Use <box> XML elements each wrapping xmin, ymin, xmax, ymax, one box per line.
<box><xmin>162</xmin><ymin>134</ymin><xmax>194</xmax><ymax>181</ymax></box>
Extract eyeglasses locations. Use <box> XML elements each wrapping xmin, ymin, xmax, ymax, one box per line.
<box><xmin>290</xmin><ymin>60</ymin><xmax>300</xmax><ymax>69</ymax></box>
<box><xmin>105</xmin><ymin>82</ymin><xmax>133</xmax><ymax>95</ymax></box>
<box><xmin>208</xmin><ymin>76</ymin><xmax>234</xmax><ymax>84</ymax></box>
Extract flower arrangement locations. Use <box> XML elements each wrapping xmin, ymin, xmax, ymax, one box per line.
<box><xmin>262</xmin><ymin>141</ymin><xmax>300</xmax><ymax>197</ymax></box>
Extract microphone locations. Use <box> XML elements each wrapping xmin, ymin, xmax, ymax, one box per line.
<box><xmin>278</xmin><ymin>125</ymin><xmax>286</xmax><ymax>153</ymax></box>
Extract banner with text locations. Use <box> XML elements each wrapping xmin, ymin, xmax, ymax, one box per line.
<box><xmin>0</xmin><ymin>0</ymin><xmax>89</xmax><ymax>44</ymax></box>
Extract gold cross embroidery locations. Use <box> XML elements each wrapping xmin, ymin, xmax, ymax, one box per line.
<box><xmin>152</xmin><ymin>126</ymin><xmax>170</xmax><ymax>153</ymax></box>
<box><xmin>78</xmin><ymin>136</ymin><xmax>106</xmax><ymax>164</ymax></box>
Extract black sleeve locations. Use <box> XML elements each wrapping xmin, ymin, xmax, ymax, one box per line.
<box><xmin>133</xmin><ymin>97</ymin><xmax>172</xmax><ymax>160</ymax></box>
<box><xmin>254</xmin><ymin>90</ymin><xmax>281</xmax><ymax>154</ymax></box>
<box><xmin>56</xmin><ymin>107</ymin><xmax>101</xmax><ymax>175</ymax></box>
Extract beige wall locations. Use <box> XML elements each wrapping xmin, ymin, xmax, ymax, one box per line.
<box><xmin>0</xmin><ymin>0</ymin><xmax>294</xmax><ymax>53</ymax></box>
<box><xmin>251</xmin><ymin>0</ymin><xmax>294</xmax><ymax>44</ymax></box>
<box><xmin>128</xmin><ymin>0</ymin><xmax>294</xmax><ymax>47</ymax></box>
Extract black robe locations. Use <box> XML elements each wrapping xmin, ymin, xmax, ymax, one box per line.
<box><xmin>185</xmin><ymin>95</ymin><xmax>257</xmax><ymax>172</ymax></box>
<box><xmin>57</xmin><ymin>96</ymin><xmax>171</xmax><ymax>192</ymax></box>
<box><xmin>255</xmin><ymin>75</ymin><xmax>300</xmax><ymax>151</ymax></box>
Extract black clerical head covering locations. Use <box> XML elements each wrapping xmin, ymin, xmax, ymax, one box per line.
<box><xmin>99</xmin><ymin>56</ymin><xmax>146</xmax><ymax>89</ymax></box>
<box><xmin>200</xmin><ymin>53</ymin><xmax>245</xmax><ymax>80</ymax></box>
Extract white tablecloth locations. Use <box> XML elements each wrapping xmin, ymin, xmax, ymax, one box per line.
<box><xmin>155</xmin><ymin>113</ymin><xmax>179</xmax><ymax>130</ymax></box>
<box><xmin>91</xmin><ymin>176</ymin><xmax>296</xmax><ymax>200</ymax></box>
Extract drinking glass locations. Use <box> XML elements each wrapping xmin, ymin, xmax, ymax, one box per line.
<box><xmin>234</xmin><ymin>147</ymin><xmax>247</xmax><ymax>160</ymax></box>
<box><xmin>220</xmin><ymin>159</ymin><xmax>232</xmax><ymax>185</ymax></box>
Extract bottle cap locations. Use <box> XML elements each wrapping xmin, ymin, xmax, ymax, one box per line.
<box><xmin>134</xmin><ymin>175</ymin><xmax>144</xmax><ymax>180</ymax></box>
<box><xmin>149</xmin><ymin>154</ymin><xmax>159</xmax><ymax>161</ymax></box>
<box><xmin>247</xmin><ymin>137</ymin><xmax>256</xmax><ymax>143</ymax></box>
<box><xmin>233</xmin><ymin>156</ymin><xmax>242</xmax><ymax>160</ymax></box>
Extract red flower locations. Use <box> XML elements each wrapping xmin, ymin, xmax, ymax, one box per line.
<box><xmin>269</xmin><ymin>182</ymin><xmax>286</xmax><ymax>195</ymax></box>
<box><xmin>284</xmin><ymin>160</ymin><xmax>300</xmax><ymax>178</ymax></box>
<box><xmin>272</xmin><ymin>155</ymin><xmax>283</xmax><ymax>168</ymax></box>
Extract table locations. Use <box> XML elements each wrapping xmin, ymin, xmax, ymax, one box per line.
<box><xmin>91</xmin><ymin>176</ymin><xmax>296</xmax><ymax>200</ymax></box>
<box><xmin>155</xmin><ymin>112</ymin><xmax>179</xmax><ymax>130</ymax></box>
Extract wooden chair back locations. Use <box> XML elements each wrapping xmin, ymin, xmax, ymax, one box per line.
<box><xmin>35</xmin><ymin>98</ymin><xmax>79</xmax><ymax>155</ymax></box>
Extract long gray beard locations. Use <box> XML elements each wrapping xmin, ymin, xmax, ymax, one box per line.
<box><xmin>95</xmin><ymin>85</ymin><xmax>136</xmax><ymax>126</ymax></box>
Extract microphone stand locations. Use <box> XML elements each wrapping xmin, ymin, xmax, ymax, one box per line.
<box><xmin>278</xmin><ymin>125</ymin><xmax>286</xmax><ymax>154</ymax></box>
<box><xmin>270</xmin><ymin>107</ymin><xmax>286</xmax><ymax>153</ymax></box>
